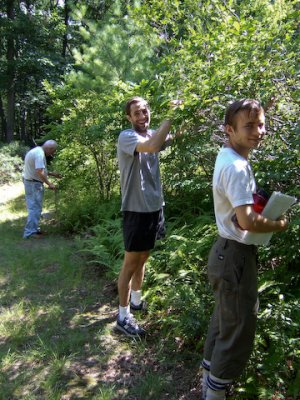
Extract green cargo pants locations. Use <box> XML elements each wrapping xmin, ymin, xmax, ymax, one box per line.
<box><xmin>204</xmin><ymin>236</ymin><xmax>258</xmax><ymax>380</ymax></box>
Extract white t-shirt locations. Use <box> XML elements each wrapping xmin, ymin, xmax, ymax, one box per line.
<box><xmin>213</xmin><ymin>147</ymin><xmax>256</xmax><ymax>244</ymax></box>
<box><xmin>23</xmin><ymin>147</ymin><xmax>47</xmax><ymax>181</ymax></box>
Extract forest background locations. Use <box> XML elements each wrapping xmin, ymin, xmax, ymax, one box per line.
<box><xmin>1</xmin><ymin>0</ymin><xmax>300</xmax><ymax>398</ymax></box>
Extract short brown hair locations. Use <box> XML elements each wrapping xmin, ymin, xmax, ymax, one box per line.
<box><xmin>125</xmin><ymin>97</ymin><xmax>149</xmax><ymax>116</ymax></box>
<box><xmin>225</xmin><ymin>99</ymin><xmax>264</xmax><ymax>128</ymax></box>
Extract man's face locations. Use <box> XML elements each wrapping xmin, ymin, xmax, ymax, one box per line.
<box><xmin>127</xmin><ymin>101</ymin><xmax>150</xmax><ymax>134</ymax></box>
<box><xmin>45</xmin><ymin>146</ymin><xmax>57</xmax><ymax>157</ymax></box>
<box><xmin>226</xmin><ymin>109</ymin><xmax>266</xmax><ymax>158</ymax></box>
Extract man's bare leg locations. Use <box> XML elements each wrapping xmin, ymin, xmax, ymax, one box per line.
<box><xmin>118</xmin><ymin>250</ymin><xmax>149</xmax><ymax>307</ymax></box>
<box><xmin>116</xmin><ymin>250</ymin><xmax>149</xmax><ymax>336</ymax></box>
<box><xmin>131</xmin><ymin>251</ymin><xmax>149</xmax><ymax>291</ymax></box>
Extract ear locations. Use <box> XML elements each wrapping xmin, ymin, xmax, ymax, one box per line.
<box><xmin>225</xmin><ymin>124</ymin><xmax>235</xmax><ymax>136</ymax></box>
<box><xmin>126</xmin><ymin>114</ymin><xmax>132</xmax><ymax>123</ymax></box>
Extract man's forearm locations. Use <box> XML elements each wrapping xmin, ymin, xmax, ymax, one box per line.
<box><xmin>48</xmin><ymin>171</ymin><xmax>61</xmax><ymax>178</ymax></box>
<box><xmin>236</xmin><ymin>207</ymin><xmax>288</xmax><ymax>233</ymax></box>
<box><xmin>148</xmin><ymin>119</ymin><xmax>172</xmax><ymax>151</ymax></box>
<box><xmin>135</xmin><ymin>119</ymin><xmax>172</xmax><ymax>153</ymax></box>
<box><xmin>36</xmin><ymin>170</ymin><xmax>52</xmax><ymax>187</ymax></box>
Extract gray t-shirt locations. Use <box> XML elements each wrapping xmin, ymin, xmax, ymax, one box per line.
<box><xmin>23</xmin><ymin>146</ymin><xmax>47</xmax><ymax>181</ymax></box>
<box><xmin>117</xmin><ymin>128</ymin><xmax>164</xmax><ymax>212</ymax></box>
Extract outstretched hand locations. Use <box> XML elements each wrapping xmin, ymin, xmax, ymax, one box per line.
<box><xmin>169</xmin><ymin>99</ymin><xmax>184</xmax><ymax>110</ymax></box>
<box><xmin>48</xmin><ymin>183</ymin><xmax>57</xmax><ymax>191</ymax></box>
<box><xmin>174</xmin><ymin>122</ymin><xmax>187</xmax><ymax>138</ymax></box>
<box><xmin>168</xmin><ymin>99</ymin><xmax>187</xmax><ymax>138</ymax></box>
<box><xmin>50</xmin><ymin>172</ymin><xmax>63</xmax><ymax>179</ymax></box>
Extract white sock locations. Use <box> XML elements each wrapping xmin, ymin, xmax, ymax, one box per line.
<box><xmin>201</xmin><ymin>359</ymin><xmax>211</xmax><ymax>400</ymax></box>
<box><xmin>119</xmin><ymin>305</ymin><xmax>130</xmax><ymax>321</ymax></box>
<box><xmin>206</xmin><ymin>373</ymin><xmax>231</xmax><ymax>400</ymax></box>
<box><xmin>131</xmin><ymin>290</ymin><xmax>142</xmax><ymax>306</ymax></box>
<box><xmin>206</xmin><ymin>388</ymin><xmax>226</xmax><ymax>400</ymax></box>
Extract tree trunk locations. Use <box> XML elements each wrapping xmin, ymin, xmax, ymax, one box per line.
<box><xmin>20</xmin><ymin>108</ymin><xmax>27</xmax><ymax>142</ymax></box>
<box><xmin>0</xmin><ymin>96</ymin><xmax>7</xmax><ymax>142</ymax></box>
<box><xmin>62</xmin><ymin>0</ymin><xmax>69</xmax><ymax>58</ymax></box>
<box><xmin>6</xmin><ymin>0</ymin><xmax>15</xmax><ymax>143</ymax></box>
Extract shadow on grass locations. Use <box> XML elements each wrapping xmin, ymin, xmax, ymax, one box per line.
<box><xmin>5</xmin><ymin>192</ymin><xmax>26</xmax><ymax>213</ymax></box>
<box><xmin>0</xmin><ymin>205</ymin><xmax>202</xmax><ymax>400</ymax></box>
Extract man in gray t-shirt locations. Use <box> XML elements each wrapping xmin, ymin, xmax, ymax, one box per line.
<box><xmin>118</xmin><ymin>127</ymin><xmax>164</xmax><ymax>213</ymax></box>
<box><xmin>116</xmin><ymin>96</ymin><xmax>175</xmax><ymax>337</ymax></box>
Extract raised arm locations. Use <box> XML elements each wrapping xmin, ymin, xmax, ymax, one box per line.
<box><xmin>135</xmin><ymin>119</ymin><xmax>172</xmax><ymax>153</ymax></box>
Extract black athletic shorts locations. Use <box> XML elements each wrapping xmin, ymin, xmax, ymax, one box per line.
<box><xmin>123</xmin><ymin>208</ymin><xmax>165</xmax><ymax>252</ymax></box>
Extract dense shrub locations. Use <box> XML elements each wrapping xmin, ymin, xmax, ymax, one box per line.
<box><xmin>144</xmin><ymin>214</ymin><xmax>216</xmax><ymax>342</ymax></box>
<box><xmin>73</xmin><ymin>196</ymin><xmax>124</xmax><ymax>278</ymax></box>
<box><xmin>0</xmin><ymin>143</ymin><xmax>29</xmax><ymax>185</ymax></box>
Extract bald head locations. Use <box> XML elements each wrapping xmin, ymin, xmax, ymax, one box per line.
<box><xmin>42</xmin><ymin>140</ymin><xmax>58</xmax><ymax>156</ymax></box>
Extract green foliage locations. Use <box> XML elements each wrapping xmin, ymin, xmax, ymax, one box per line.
<box><xmin>55</xmin><ymin>188</ymin><xmax>107</xmax><ymax>232</ymax></box>
<box><xmin>43</xmin><ymin>0</ymin><xmax>161</xmax><ymax>212</ymax></box>
<box><xmin>74</xmin><ymin>197</ymin><xmax>123</xmax><ymax>278</ymax></box>
<box><xmin>0</xmin><ymin>0</ymin><xmax>74</xmax><ymax>143</ymax></box>
<box><xmin>32</xmin><ymin>0</ymin><xmax>300</xmax><ymax>397</ymax></box>
<box><xmin>42</xmin><ymin>355</ymin><xmax>69</xmax><ymax>398</ymax></box>
<box><xmin>232</xmin><ymin>270</ymin><xmax>300</xmax><ymax>398</ymax></box>
<box><xmin>131</xmin><ymin>371</ymin><xmax>174</xmax><ymax>399</ymax></box>
<box><xmin>0</xmin><ymin>142</ymin><xmax>28</xmax><ymax>185</ymax></box>
<box><xmin>44</xmin><ymin>88</ymin><xmax>125</xmax><ymax>217</ymax></box>
<box><xmin>144</xmin><ymin>215</ymin><xmax>216</xmax><ymax>344</ymax></box>
<box><xmin>92</xmin><ymin>385</ymin><xmax>116</xmax><ymax>400</ymax></box>
<box><xmin>120</xmin><ymin>0</ymin><xmax>300</xmax><ymax>240</ymax></box>
<box><xmin>71</xmin><ymin>1</ymin><xmax>158</xmax><ymax>90</ymax></box>
<box><xmin>77</xmin><ymin>216</ymin><xmax>124</xmax><ymax>280</ymax></box>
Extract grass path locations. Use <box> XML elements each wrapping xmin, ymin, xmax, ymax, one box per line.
<box><xmin>0</xmin><ymin>183</ymin><xmax>201</xmax><ymax>400</ymax></box>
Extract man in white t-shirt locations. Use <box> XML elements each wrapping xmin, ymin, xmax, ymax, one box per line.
<box><xmin>23</xmin><ymin>140</ymin><xmax>61</xmax><ymax>239</ymax></box>
<box><xmin>201</xmin><ymin>100</ymin><xmax>289</xmax><ymax>400</ymax></box>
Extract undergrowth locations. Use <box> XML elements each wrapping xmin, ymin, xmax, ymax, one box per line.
<box><xmin>1</xmin><ymin>142</ymin><xmax>300</xmax><ymax>398</ymax></box>
<box><xmin>80</xmin><ymin>201</ymin><xmax>300</xmax><ymax>399</ymax></box>
<box><xmin>0</xmin><ymin>142</ymin><xmax>28</xmax><ymax>185</ymax></box>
